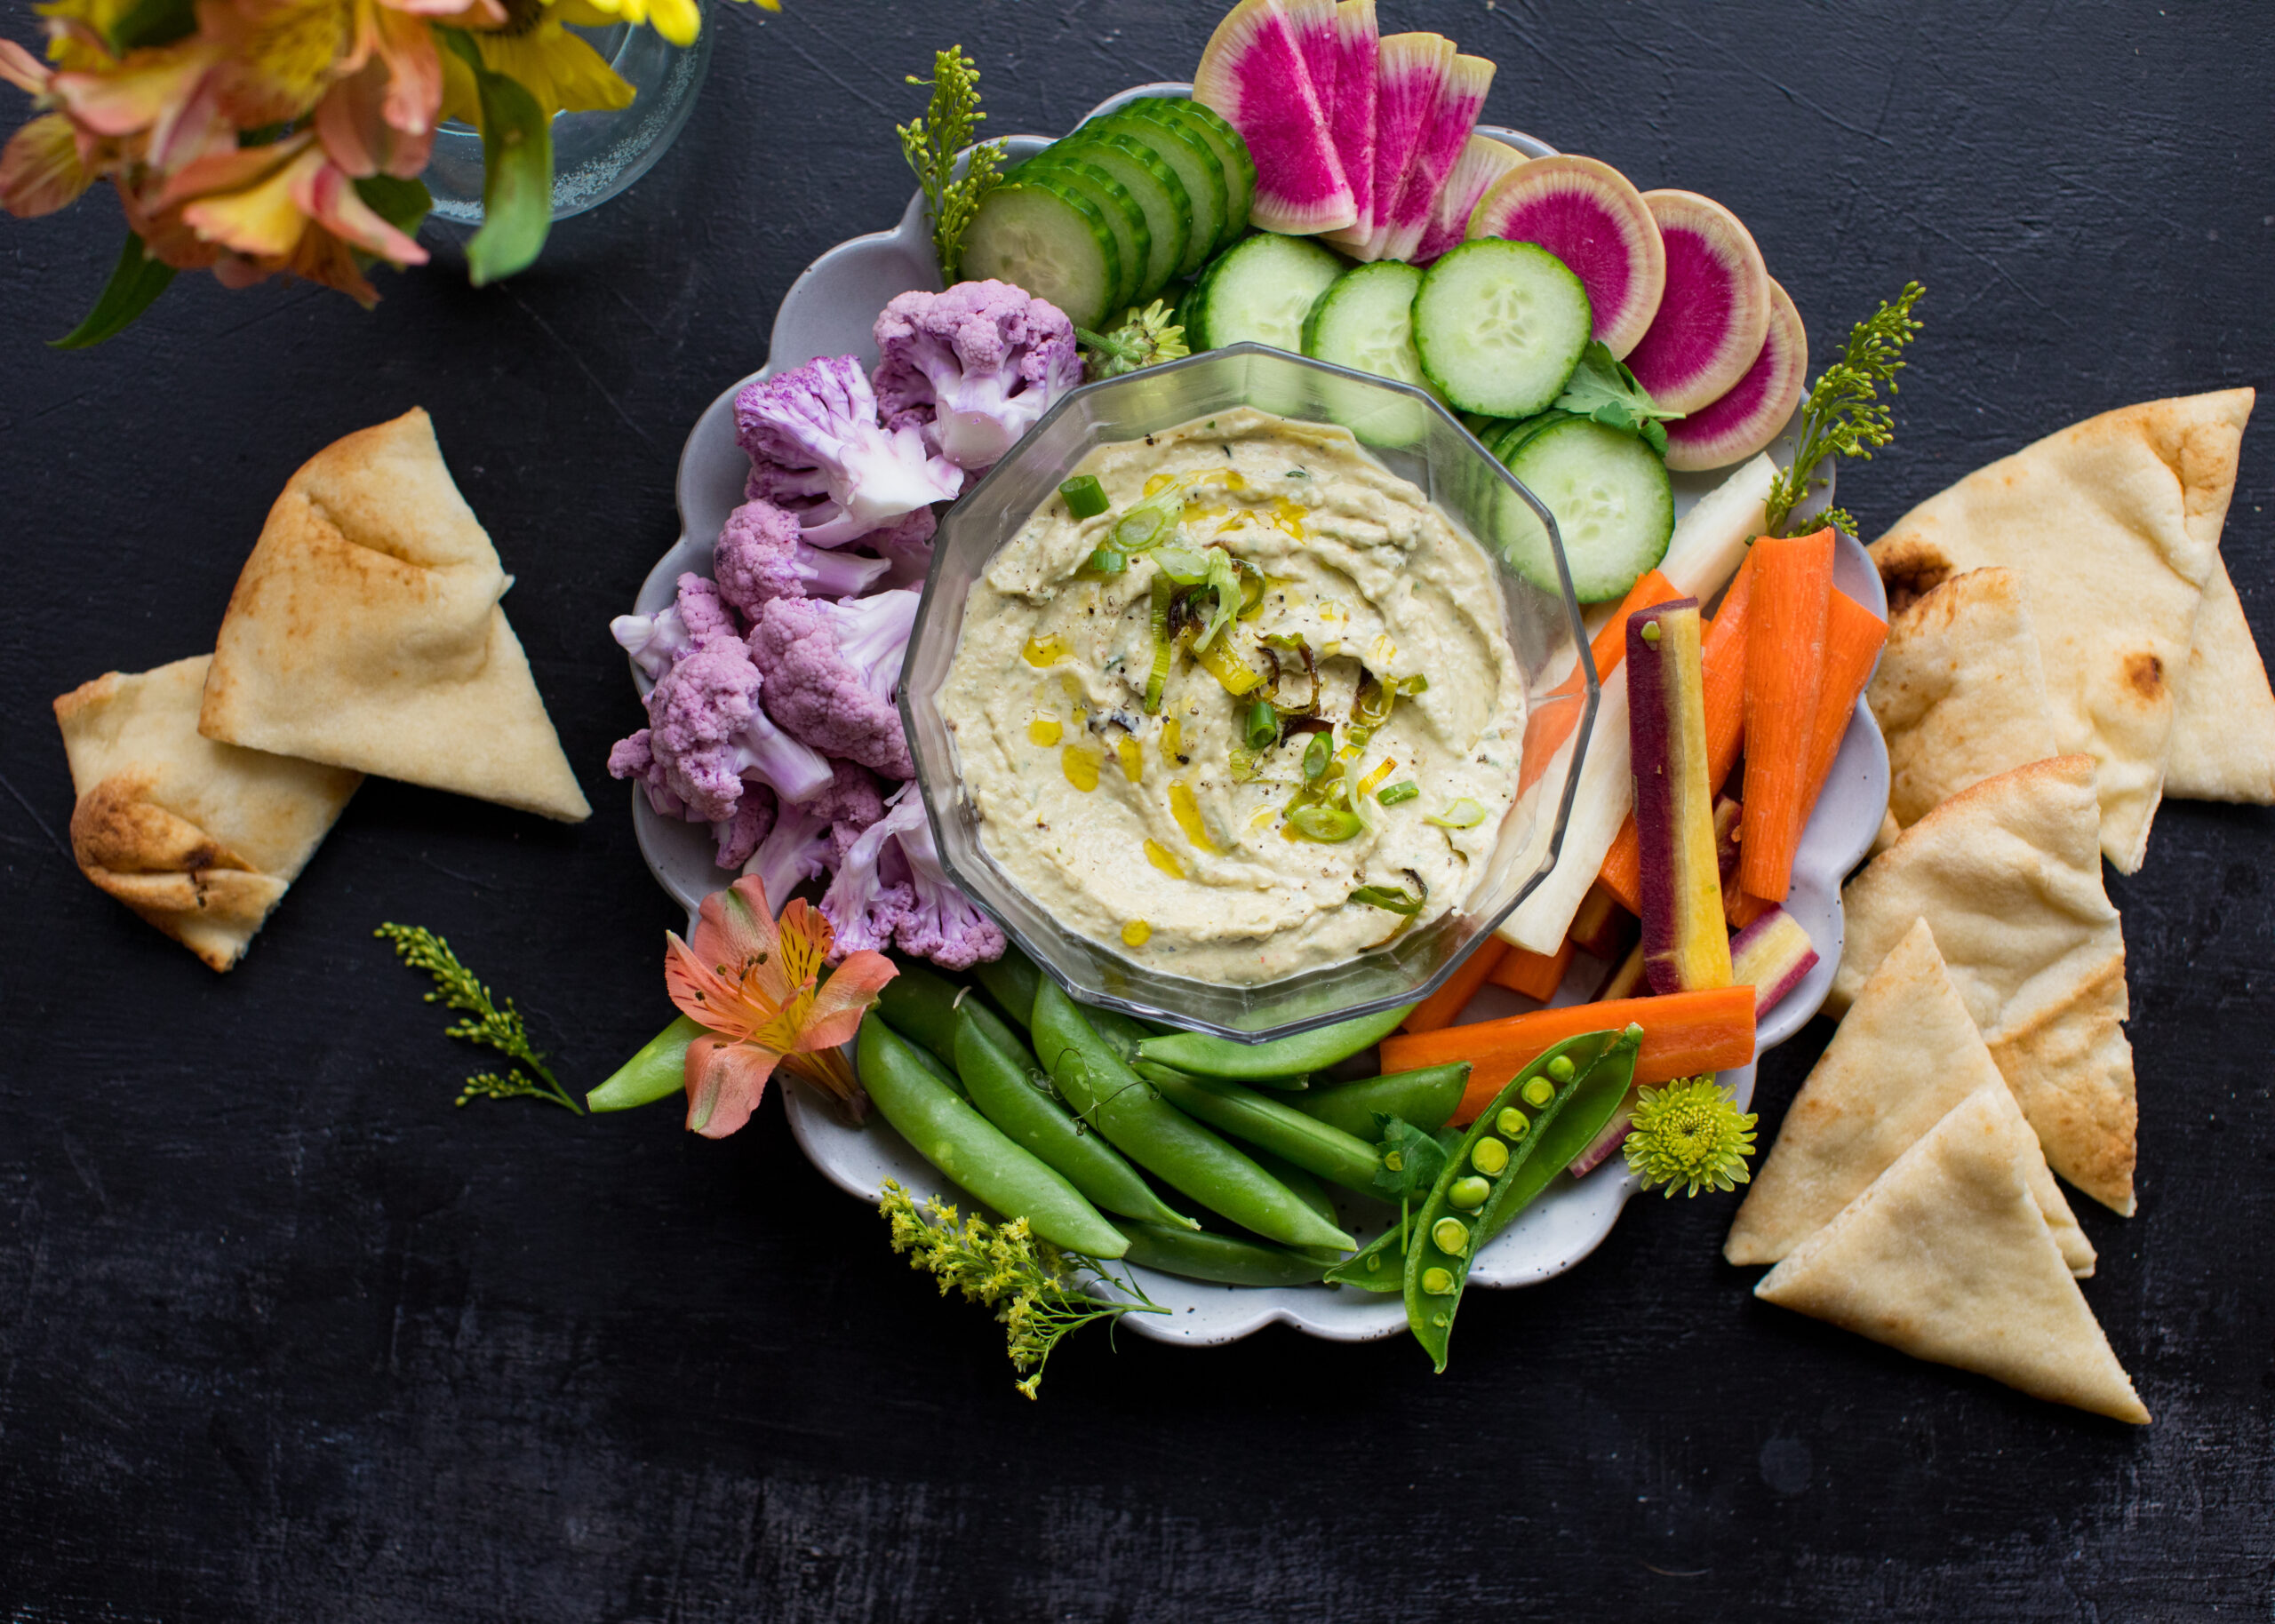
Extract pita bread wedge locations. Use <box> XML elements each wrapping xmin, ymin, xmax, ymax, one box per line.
<box><xmin>199</xmin><ymin>408</ymin><xmax>591</xmax><ymax>823</ymax></box>
<box><xmin>56</xmin><ymin>657</ymin><xmax>362</xmax><ymax>972</ymax></box>
<box><xmin>1831</xmin><ymin>756</ymin><xmax>2136</xmax><ymax>1215</ymax></box>
<box><xmin>1729</xmin><ymin>918</ymin><xmax>2094</xmax><ymax>1275</ymax></box>
<box><xmin>2165</xmin><ymin>556</ymin><xmax>2275</xmax><ymax>802</ymax></box>
<box><xmin>1755</xmin><ymin>1088</ymin><xmax>2150</xmax><ymax>1424</ymax></box>
<box><xmin>1871</xmin><ymin>387</ymin><xmax>2255</xmax><ymax>872</ymax></box>
<box><xmin>1869</xmin><ymin>568</ymin><xmax>2063</xmax><ymax>832</ymax></box>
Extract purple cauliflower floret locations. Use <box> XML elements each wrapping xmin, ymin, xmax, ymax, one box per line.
<box><xmin>713</xmin><ymin>784</ymin><xmax>777</xmax><ymax>870</ymax></box>
<box><xmin>734</xmin><ymin>354</ymin><xmax>961</xmax><ymax>547</ymax></box>
<box><xmin>872</xmin><ymin>280</ymin><xmax>1083</xmax><ymax>472</ymax></box>
<box><xmin>742</xmin><ymin>760</ymin><xmax>885</xmax><ymax>909</ymax></box>
<box><xmin>611</xmin><ymin>631</ymin><xmax>834</xmax><ymax>822</ymax></box>
<box><xmin>820</xmin><ymin>783</ymin><xmax>1005</xmax><ymax>970</ymax></box>
<box><xmin>713</xmin><ymin>498</ymin><xmax>890</xmax><ymax>621</ymax></box>
<box><xmin>865</xmin><ymin>506</ymin><xmax>936</xmax><ymax>592</ymax></box>
<box><xmin>748</xmin><ymin>589</ymin><xmax>921</xmax><ymax>779</ymax></box>
<box><xmin>611</xmin><ymin>573</ymin><xmax>738</xmax><ymax>678</ymax></box>
<box><xmin>606</xmin><ymin>729</ymin><xmax>683</xmax><ymax>818</ymax></box>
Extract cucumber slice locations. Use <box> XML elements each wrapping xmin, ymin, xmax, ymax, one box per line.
<box><xmin>1131</xmin><ymin>97</ymin><xmax>1257</xmax><ymax>251</ymax></box>
<box><xmin>1091</xmin><ymin>109</ymin><xmax>1225</xmax><ymax>279</ymax></box>
<box><xmin>962</xmin><ymin>177</ymin><xmax>1123</xmax><ymax>333</ymax></box>
<box><xmin>1302</xmin><ymin>260</ymin><xmax>1437</xmax><ymax>397</ymax></box>
<box><xmin>1490</xmin><ymin>409</ymin><xmax>1575</xmax><ymax>464</ymax></box>
<box><xmin>1017</xmin><ymin>153</ymin><xmax>1149</xmax><ymax>316</ymax></box>
<box><xmin>1192</xmin><ymin>232</ymin><xmax>1346</xmax><ymax>354</ymax></box>
<box><xmin>1413</xmin><ymin>239</ymin><xmax>1593</xmax><ymax>418</ymax></box>
<box><xmin>1051</xmin><ymin>131</ymin><xmax>1191</xmax><ymax>305</ymax></box>
<box><xmin>1498</xmin><ymin>416</ymin><xmax>1674</xmax><ymax>602</ymax></box>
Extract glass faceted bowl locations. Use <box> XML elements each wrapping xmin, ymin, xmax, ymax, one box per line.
<box><xmin>899</xmin><ymin>344</ymin><xmax>1599</xmax><ymax>1043</ymax></box>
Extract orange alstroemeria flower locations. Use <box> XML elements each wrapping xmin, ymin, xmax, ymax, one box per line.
<box><xmin>664</xmin><ymin>876</ymin><xmax>898</xmax><ymax>1139</ymax></box>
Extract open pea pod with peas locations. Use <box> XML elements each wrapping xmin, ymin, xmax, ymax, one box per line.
<box><xmin>1402</xmin><ymin>1025</ymin><xmax>1643</xmax><ymax>1372</ymax></box>
<box><xmin>1324</xmin><ymin>1028</ymin><xmax>1639</xmax><ymax>1298</ymax></box>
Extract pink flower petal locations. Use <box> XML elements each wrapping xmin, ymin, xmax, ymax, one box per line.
<box><xmin>684</xmin><ymin>1034</ymin><xmax>778</xmax><ymax>1138</ymax></box>
<box><xmin>797</xmin><ymin>951</ymin><xmax>898</xmax><ymax>1052</ymax></box>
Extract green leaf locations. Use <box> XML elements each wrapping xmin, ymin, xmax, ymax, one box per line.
<box><xmin>52</xmin><ymin>235</ymin><xmax>177</xmax><ymax>350</ymax></box>
<box><xmin>355</xmin><ymin>173</ymin><xmax>435</xmax><ymax>240</ymax></box>
<box><xmin>1553</xmin><ymin>340</ymin><xmax>1682</xmax><ymax>455</ymax></box>
<box><xmin>108</xmin><ymin>0</ymin><xmax>196</xmax><ymax>50</ymax></box>
<box><xmin>441</xmin><ymin>29</ymin><xmax>554</xmax><ymax>286</ymax></box>
<box><xmin>1370</xmin><ymin>1112</ymin><xmax>1454</xmax><ymax>1201</ymax></box>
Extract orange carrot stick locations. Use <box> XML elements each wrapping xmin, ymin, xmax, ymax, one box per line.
<box><xmin>1401</xmin><ymin>938</ymin><xmax>1508</xmax><ymax>1035</ymax></box>
<box><xmin>1489</xmin><ymin>936</ymin><xmax>1575</xmax><ymax>1001</ymax></box>
<box><xmin>1736</xmin><ymin>529</ymin><xmax>1836</xmax><ymax>901</ymax></box>
<box><xmin>1722</xmin><ymin>590</ymin><xmax>1888</xmax><ymax>929</ymax></box>
<box><xmin>1798</xmin><ymin>587</ymin><xmax>1889</xmax><ymax>815</ymax></box>
<box><xmin>1519</xmin><ymin>569</ymin><xmax>1683</xmax><ymax>793</ymax></box>
<box><xmin>1380</xmin><ymin>984</ymin><xmax>1758</xmax><ymax>1125</ymax></box>
<box><xmin>1600</xmin><ymin>552</ymin><xmax>1759</xmax><ymax>913</ymax></box>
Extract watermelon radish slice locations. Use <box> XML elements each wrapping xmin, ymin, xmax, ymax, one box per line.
<box><xmin>1329</xmin><ymin>0</ymin><xmax>1379</xmax><ymax>239</ymax></box>
<box><xmin>1372</xmin><ymin>52</ymin><xmax>1494</xmax><ymax>262</ymax></box>
<box><xmin>1465</xmin><ymin>154</ymin><xmax>1665</xmax><ymax>358</ymax></box>
<box><xmin>1663</xmin><ymin>276</ymin><xmax>1808</xmax><ymax>471</ymax></box>
<box><xmin>1412</xmin><ymin>134</ymin><xmax>1524</xmax><ymax>266</ymax></box>
<box><xmin>1623</xmin><ymin>189</ymin><xmax>1772</xmax><ymax>415</ymax></box>
<box><xmin>1291</xmin><ymin>0</ymin><xmax>1339</xmax><ymax>135</ymax></box>
<box><xmin>1195</xmin><ymin>0</ymin><xmax>1356</xmax><ymax>235</ymax></box>
<box><xmin>1326</xmin><ymin>31</ymin><xmax>1449</xmax><ymax>252</ymax></box>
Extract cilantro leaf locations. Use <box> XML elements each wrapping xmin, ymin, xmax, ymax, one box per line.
<box><xmin>1370</xmin><ymin>1112</ymin><xmax>1456</xmax><ymax>1201</ymax></box>
<box><xmin>1553</xmin><ymin>341</ymin><xmax>1683</xmax><ymax>457</ymax></box>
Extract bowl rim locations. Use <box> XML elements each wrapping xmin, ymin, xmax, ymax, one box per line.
<box><xmin>898</xmin><ymin>341</ymin><xmax>1600</xmax><ymax>1044</ymax></box>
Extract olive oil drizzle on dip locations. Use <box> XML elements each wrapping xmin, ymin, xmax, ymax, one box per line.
<box><xmin>941</xmin><ymin>408</ymin><xmax>1527</xmax><ymax>985</ymax></box>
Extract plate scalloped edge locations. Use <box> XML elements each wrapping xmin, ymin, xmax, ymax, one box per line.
<box><xmin>623</xmin><ymin>88</ymin><xmax>1889</xmax><ymax>1347</ymax></box>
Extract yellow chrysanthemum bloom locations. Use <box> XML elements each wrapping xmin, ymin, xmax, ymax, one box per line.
<box><xmin>444</xmin><ymin>0</ymin><xmax>635</xmax><ymax>123</ymax></box>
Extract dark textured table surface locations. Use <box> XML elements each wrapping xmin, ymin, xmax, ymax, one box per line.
<box><xmin>4</xmin><ymin>2</ymin><xmax>2271</xmax><ymax>1618</ymax></box>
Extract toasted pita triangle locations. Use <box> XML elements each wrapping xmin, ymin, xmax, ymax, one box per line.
<box><xmin>198</xmin><ymin>409</ymin><xmax>590</xmax><ymax>822</ymax></box>
<box><xmin>1755</xmin><ymin>1088</ymin><xmax>2149</xmax><ymax>1424</ymax></box>
<box><xmin>2165</xmin><ymin>555</ymin><xmax>2275</xmax><ymax>802</ymax></box>
<box><xmin>1871</xmin><ymin>388</ymin><xmax>2255</xmax><ymax>872</ymax></box>
<box><xmin>1831</xmin><ymin>756</ymin><xmax>2136</xmax><ymax>1214</ymax></box>
<box><xmin>56</xmin><ymin>656</ymin><xmax>362</xmax><ymax>971</ymax></box>
<box><xmin>1728</xmin><ymin>918</ymin><xmax>2093</xmax><ymax>1274</ymax></box>
<box><xmin>1868</xmin><ymin>567</ymin><xmax>2062</xmax><ymax>832</ymax></box>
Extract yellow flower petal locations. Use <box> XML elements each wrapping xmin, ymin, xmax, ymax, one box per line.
<box><xmin>644</xmin><ymin>0</ymin><xmax>698</xmax><ymax>47</ymax></box>
<box><xmin>181</xmin><ymin>145</ymin><xmax>321</xmax><ymax>258</ymax></box>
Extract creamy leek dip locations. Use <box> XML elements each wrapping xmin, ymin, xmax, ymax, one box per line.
<box><xmin>941</xmin><ymin>408</ymin><xmax>1525</xmax><ymax>984</ymax></box>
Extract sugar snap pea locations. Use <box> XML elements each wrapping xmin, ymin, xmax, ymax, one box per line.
<box><xmin>1291</xmin><ymin>1063</ymin><xmax>1471</xmax><ymax>1141</ymax></box>
<box><xmin>1120</xmin><ymin>1221</ymin><xmax>1331</xmax><ymax>1287</ymax></box>
<box><xmin>1030</xmin><ymin>981</ymin><xmax>1355</xmax><ymax>1253</ymax></box>
<box><xmin>1132</xmin><ymin>1002</ymin><xmax>1417</xmax><ymax>1079</ymax></box>
<box><xmin>953</xmin><ymin>1007</ymin><xmax>1197</xmax><ymax>1230</ymax></box>
<box><xmin>876</xmin><ymin>961</ymin><xmax>974</xmax><ymax>1070</ymax></box>
<box><xmin>1247</xmin><ymin>1150</ymin><xmax>1355</xmax><ymax>1266</ymax></box>
<box><xmin>585</xmin><ymin>1015</ymin><xmax>705</xmax><ymax>1111</ymax></box>
<box><xmin>971</xmin><ymin>947</ymin><xmax>1043</xmax><ymax>1032</ymax></box>
<box><xmin>856</xmin><ymin>1017</ymin><xmax>1129</xmax><ymax>1259</ymax></box>
<box><xmin>1404</xmin><ymin>1026</ymin><xmax>1641</xmax><ymax>1372</ymax></box>
<box><xmin>1136</xmin><ymin>1065</ymin><xmax>1383</xmax><ymax>1196</ymax></box>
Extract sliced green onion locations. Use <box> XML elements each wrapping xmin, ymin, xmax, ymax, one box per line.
<box><xmin>1243</xmin><ymin>700</ymin><xmax>1280</xmax><ymax>752</ymax></box>
<box><xmin>1059</xmin><ymin>474</ymin><xmax>1108</xmax><ymax>520</ymax></box>
<box><xmin>1143</xmin><ymin>574</ymin><xmax>1175</xmax><ymax>714</ymax></box>
<box><xmin>1227</xmin><ymin>746</ymin><xmax>1259</xmax><ymax>783</ymax></box>
<box><xmin>1400</xmin><ymin>675</ymin><xmax>1430</xmax><ymax>696</ymax></box>
<box><xmin>1082</xmin><ymin>546</ymin><xmax>1128</xmax><ymax>575</ymax></box>
<box><xmin>1345</xmin><ymin>725</ymin><xmax>1372</xmax><ymax>747</ymax></box>
<box><xmin>1301</xmin><ymin>731</ymin><xmax>1330</xmax><ymax>782</ymax></box>
<box><xmin>1114</xmin><ymin>505</ymin><xmax>1172</xmax><ymax>552</ymax></box>
<box><xmin>1376</xmin><ymin>780</ymin><xmax>1420</xmax><ymax>806</ymax></box>
<box><xmin>1287</xmin><ymin>805</ymin><xmax>1363</xmax><ymax>842</ymax></box>
<box><xmin>1425</xmin><ymin>798</ymin><xmax>1488</xmax><ymax>829</ymax></box>
<box><xmin>1348</xmin><ymin>883</ymin><xmax>1425</xmax><ymax>915</ymax></box>
<box><xmin>1151</xmin><ymin>544</ymin><xmax>1211</xmax><ymax>585</ymax></box>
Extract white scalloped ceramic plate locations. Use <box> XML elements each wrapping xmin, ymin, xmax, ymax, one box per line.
<box><xmin>629</xmin><ymin>87</ymin><xmax>1888</xmax><ymax>1346</ymax></box>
